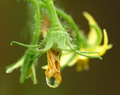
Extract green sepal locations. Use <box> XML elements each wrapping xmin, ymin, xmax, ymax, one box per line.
<box><xmin>20</xmin><ymin>50</ymin><xmax>36</xmax><ymax>84</ymax></box>
<box><xmin>26</xmin><ymin>63</ymin><xmax>38</xmax><ymax>84</ymax></box>
<box><xmin>11</xmin><ymin>38</ymin><xmax>46</xmax><ymax>48</ymax></box>
<box><xmin>49</xmin><ymin>27</ymin><xmax>68</xmax><ymax>51</ymax></box>
<box><xmin>36</xmin><ymin>26</ymin><xmax>69</xmax><ymax>52</ymax></box>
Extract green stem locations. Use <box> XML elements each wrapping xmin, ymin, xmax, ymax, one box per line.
<box><xmin>41</xmin><ymin>0</ymin><xmax>61</xmax><ymax>26</ymax></box>
<box><xmin>28</xmin><ymin>0</ymin><xmax>40</xmax><ymax>45</ymax></box>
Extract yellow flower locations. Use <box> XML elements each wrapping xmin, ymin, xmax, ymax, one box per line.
<box><xmin>60</xmin><ymin>30</ymin><xmax>112</xmax><ymax>71</ymax></box>
<box><xmin>60</xmin><ymin>12</ymin><xmax>113</xmax><ymax>72</ymax></box>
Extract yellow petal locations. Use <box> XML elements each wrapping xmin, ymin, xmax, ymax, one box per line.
<box><xmin>31</xmin><ymin>63</ymin><xmax>37</xmax><ymax>84</ymax></box>
<box><xmin>83</xmin><ymin>11</ymin><xmax>98</xmax><ymax>25</ymax></box>
<box><xmin>67</xmin><ymin>55</ymin><xmax>79</xmax><ymax>67</ymax></box>
<box><xmin>83</xmin><ymin>11</ymin><xmax>102</xmax><ymax>47</ymax></box>
<box><xmin>107</xmin><ymin>44</ymin><xmax>113</xmax><ymax>50</ymax></box>
<box><xmin>60</xmin><ymin>51</ymin><xmax>77</xmax><ymax>67</ymax></box>
<box><xmin>93</xmin><ymin>29</ymin><xmax>109</xmax><ymax>56</ymax></box>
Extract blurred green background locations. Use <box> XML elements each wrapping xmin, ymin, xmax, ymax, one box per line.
<box><xmin>0</xmin><ymin>0</ymin><xmax>120</xmax><ymax>95</ymax></box>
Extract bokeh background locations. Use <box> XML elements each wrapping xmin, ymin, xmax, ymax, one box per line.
<box><xmin>0</xmin><ymin>0</ymin><xmax>120</xmax><ymax>95</ymax></box>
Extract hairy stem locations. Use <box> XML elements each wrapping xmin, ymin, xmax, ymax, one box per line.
<box><xmin>41</xmin><ymin>0</ymin><xmax>61</xmax><ymax>27</ymax></box>
<box><xmin>28</xmin><ymin>0</ymin><xmax>41</xmax><ymax>45</ymax></box>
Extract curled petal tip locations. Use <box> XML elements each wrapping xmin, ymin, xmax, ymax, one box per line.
<box><xmin>42</xmin><ymin>65</ymin><xmax>48</xmax><ymax>70</ymax></box>
<box><xmin>107</xmin><ymin>44</ymin><xmax>113</xmax><ymax>50</ymax></box>
<box><xmin>82</xmin><ymin>11</ymin><xmax>87</xmax><ymax>15</ymax></box>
